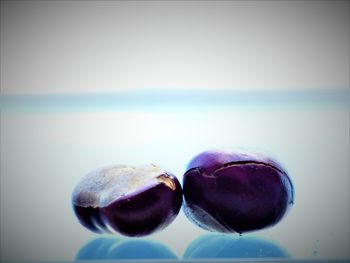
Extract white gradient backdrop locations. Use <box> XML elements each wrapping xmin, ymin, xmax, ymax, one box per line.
<box><xmin>1</xmin><ymin>0</ymin><xmax>349</xmax><ymax>94</ymax></box>
<box><xmin>0</xmin><ymin>0</ymin><xmax>349</xmax><ymax>262</ymax></box>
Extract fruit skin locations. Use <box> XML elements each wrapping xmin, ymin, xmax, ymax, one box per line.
<box><xmin>101</xmin><ymin>174</ymin><xmax>183</xmax><ymax>237</ymax></box>
<box><xmin>72</xmin><ymin>205</ymin><xmax>109</xmax><ymax>234</ymax></box>
<box><xmin>72</xmin><ymin>166</ymin><xmax>183</xmax><ymax>237</ymax></box>
<box><xmin>183</xmin><ymin>150</ymin><xmax>294</xmax><ymax>233</ymax></box>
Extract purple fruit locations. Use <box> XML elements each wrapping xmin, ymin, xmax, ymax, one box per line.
<box><xmin>183</xmin><ymin>150</ymin><xmax>294</xmax><ymax>233</ymax></box>
<box><xmin>72</xmin><ymin>164</ymin><xmax>182</xmax><ymax>237</ymax></box>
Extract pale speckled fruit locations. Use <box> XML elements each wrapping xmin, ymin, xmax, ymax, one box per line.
<box><xmin>72</xmin><ymin>164</ymin><xmax>183</xmax><ymax>237</ymax></box>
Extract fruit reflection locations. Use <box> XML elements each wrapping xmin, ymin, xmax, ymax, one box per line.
<box><xmin>76</xmin><ymin>237</ymin><xmax>177</xmax><ymax>260</ymax></box>
<box><xmin>183</xmin><ymin>234</ymin><xmax>290</xmax><ymax>259</ymax></box>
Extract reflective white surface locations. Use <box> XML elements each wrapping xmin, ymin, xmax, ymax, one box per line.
<box><xmin>0</xmin><ymin>94</ymin><xmax>349</xmax><ymax>261</ymax></box>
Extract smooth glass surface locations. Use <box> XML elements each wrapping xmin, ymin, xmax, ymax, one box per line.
<box><xmin>0</xmin><ymin>90</ymin><xmax>349</xmax><ymax>261</ymax></box>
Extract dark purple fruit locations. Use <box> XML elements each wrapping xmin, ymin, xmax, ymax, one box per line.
<box><xmin>183</xmin><ymin>150</ymin><xmax>294</xmax><ymax>233</ymax></box>
<box><xmin>72</xmin><ymin>164</ymin><xmax>183</xmax><ymax>237</ymax></box>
